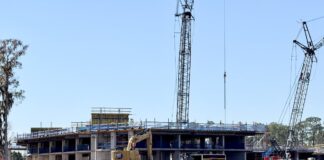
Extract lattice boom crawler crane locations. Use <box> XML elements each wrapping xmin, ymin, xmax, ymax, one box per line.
<box><xmin>285</xmin><ymin>21</ymin><xmax>324</xmax><ymax>158</ymax></box>
<box><xmin>175</xmin><ymin>0</ymin><xmax>194</xmax><ymax>127</ymax></box>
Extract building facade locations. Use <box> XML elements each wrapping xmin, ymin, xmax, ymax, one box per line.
<box><xmin>17</xmin><ymin>109</ymin><xmax>266</xmax><ymax>160</ymax></box>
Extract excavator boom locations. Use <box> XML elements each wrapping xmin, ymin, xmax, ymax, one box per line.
<box><xmin>112</xmin><ymin>130</ymin><xmax>153</xmax><ymax>160</ymax></box>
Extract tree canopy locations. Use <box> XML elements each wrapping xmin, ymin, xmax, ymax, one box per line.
<box><xmin>266</xmin><ymin>116</ymin><xmax>324</xmax><ymax>147</ymax></box>
<box><xmin>0</xmin><ymin>39</ymin><xmax>27</xmax><ymax>159</ymax></box>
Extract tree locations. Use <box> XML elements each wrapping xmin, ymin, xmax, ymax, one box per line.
<box><xmin>0</xmin><ymin>39</ymin><xmax>27</xmax><ymax>159</ymax></box>
<box><xmin>206</xmin><ymin>120</ymin><xmax>215</xmax><ymax>126</ymax></box>
<box><xmin>11</xmin><ymin>151</ymin><xmax>23</xmax><ymax>160</ymax></box>
<box><xmin>317</xmin><ymin>123</ymin><xmax>324</xmax><ymax>144</ymax></box>
<box><xmin>266</xmin><ymin>122</ymin><xmax>288</xmax><ymax>145</ymax></box>
<box><xmin>303</xmin><ymin>117</ymin><xmax>322</xmax><ymax>146</ymax></box>
<box><xmin>295</xmin><ymin>121</ymin><xmax>307</xmax><ymax>146</ymax></box>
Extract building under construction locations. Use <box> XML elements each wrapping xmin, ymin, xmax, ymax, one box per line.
<box><xmin>15</xmin><ymin>1</ymin><xmax>268</xmax><ymax>160</ymax></box>
<box><xmin>14</xmin><ymin>0</ymin><xmax>324</xmax><ymax>159</ymax></box>
<box><xmin>17</xmin><ymin>108</ymin><xmax>266</xmax><ymax>160</ymax></box>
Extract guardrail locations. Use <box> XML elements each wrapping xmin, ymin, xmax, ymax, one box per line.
<box><xmin>63</xmin><ymin>146</ymin><xmax>75</xmax><ymax>152</ymax></box>
<box><xmin>39</xmin><ymin>148</ymin><xmax>49</xmax><ymax>154</ymax></box>
<box><xmin>144</xmin><ymin>121</ymin><xmax>266</xmax><ymax>133</ymax></box>
<box><xmin>17</xmin><ymin>121</ymin><xmax>266</xmax><ymax>141</ymax></box>
<box><xmin>77</xmin><ymin>144</ymin><xmax>90</xmax><ymax>151</ymax></box>
<box><xmin>50</xmin><ymin>147</ymin><xmax>62</xmax><ymax>153</ymax></box>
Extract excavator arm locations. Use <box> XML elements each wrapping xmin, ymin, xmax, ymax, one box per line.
<box><xmin>126</xmin><ymin>130</ymin><xmax>153</xmax><ymax>160</ymax></box>
<box><xmin>126</xmin><ymin>130</ymin><xmax>152</xmax><ymax>151</ymax></box>
<box><xmin>111</xmin><ymin>129</ymin><xmax>153</xmax><ymax>160</ymax></box>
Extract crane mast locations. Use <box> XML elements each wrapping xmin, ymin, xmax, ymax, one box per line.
<box><xmin>285</xmin><ymin>21</ymin><xmax>323</xmax><ymax>157</ymax></box>
<box><xmin>175</xmin><ymin>0</ymin><xmax>194</xmax><ymax>127</ymax></box>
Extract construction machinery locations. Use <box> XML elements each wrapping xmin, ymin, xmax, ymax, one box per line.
<box><xmin>111</xmin><ymin>129</ymin><xmax>153</xmax><ymax>160</ymax></box>
<box><xmin>284</xmin><ymin>21</ymin><xmax>324</xmax><ymax>159</ymax></box>
<box><xmin>261</xmin><ymin>21</ymin><xmax>324</xmax><ymax>160</ymax></box>
<box><xmin>175</xmin><ymin>0</ymin><xmax>194</xmax><ymax>128</ymax></box>
<box><xmin>262</xmin><ymin>139</ymin><xmax>285</xmax><ymax>159</ymax></box>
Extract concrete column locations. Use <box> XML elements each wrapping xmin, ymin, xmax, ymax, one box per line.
<box><xmin>173</xmin><ymin>135</ymin><xmax>181</xmax><ymax>160</ymax></box>
<box><xmin>49</xmin><ymin>155</ymin><xmax>55</xmax><ymax>160</ymax></box>
<box><xmin>91</xmin><ymin>134</ymin><xmax>97</xmax><ymax>160</ymax></box>
<box><xmin>32</xmin><ymin>155</ymin><xmax>37</xmax><ymax>160</ymax></box>
<box><xmin>49</xmin><ymin>141</ymin><xmax>53</xmax><ymax>153</ymax></box>
<box><xmin>222</xmin><ymin>135</ymin><xmax>225</xmax><ymax>147</ymax></box>
<box><xmin>75</xmin><ymin>138</ymin><xmax>79</xmax><ymax>151</ymax></box>
<box><xmin>222</xmin><ymin>135</ymin><xmax>225</xmax><ymax>154</ymax></box>
<box><xmin>62</xmin><ymin>140</ymin><xmax>65</xmax><ymax>152</ymax></box>
<box><xmin>128</xmin><ymin>129</ymin><xmax>134</xmax><ymax>140</ymax></box>
<box><xmin>76</xmin><ymin>153</ymin><xmax>82</xmax><ymax>160</ymax></box>
<box><xmin>156</xmin><ymin>151</ymin><xmax>161</xmax><ymax>160</ymax></box>
<box><xmin>177</xmin><ymin>135</ymin><xmax>181</xmax><ymax>148</ymax></box>
<box><xmin>111</xmin><ymin>131</ymin><xmax>116</xmax><ymax>149</ymax></box>
<box><xmin>295</xmin><ymin>151</ymin><xmax>299</xmax><ymax>160</ymax></box>
<box><xmin>62</xmin><ymin>154</ymin><xmax>68</xmax><ymax>160</ymax></box>
<box><xmin>27</xmin><ymin>143</ymin><xmax>30</xmax><ymax>154</ymax></box>
<box><xmin>38</xmin><ymin>142</ymin><xmax>41</xmax><ymax>155</ymax></box>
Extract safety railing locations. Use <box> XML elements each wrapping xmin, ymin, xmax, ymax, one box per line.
<box><xmin>63</xmin><ymin>146</ymin><xmax>75</xmax><ymax>152</ymax></box>
<box><xmin>77</xmin><ymin>144</ymin><xmax>90</xmax><ymax>151</ymax></box>
<box><xmin>17</xmin><ymin>121</ymin><xmax>266</xmax><ymax>141</ymax></box>
<box><xmin>50</xmin><ymin>147</ymin><xmax>62</xmax><ymax>153</ymax></box>
<box><xmin>39</xmin><ymin>148</ymin><xmax>49</xmax><ymax>154</ymax></box>
<box><xmin>97</xmin><ymin>142</ymin><xmax>110</xmax><ymax>149</ymax></box>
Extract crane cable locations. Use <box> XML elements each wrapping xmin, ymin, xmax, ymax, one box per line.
<box><xmin>278</xmin><ymin>25</ymin><xmax>303</xmax><ymax>124</ymax></box>
<box><xmin>223</xmin><ymin>0</ymin><xmax>227</xmax><ymax>124</ymax></box>
<box><xmin>306</xmin><ymin>15</ymin><xmax>324</xmax><ymax>23</ymax></box>
<box><xmin>278</xmin><ymin>44</ymin><xmax>299</xmax><ymax>124</ymax></box>
<box><xmin>278</xmin><ymin>16</ymin><xmax>324</xmax><ymax>124</ymax></box>
<box><xmin>171</xmin><ymin>0</ymin><xmax>181</xmax><ymax>122</ymax></box>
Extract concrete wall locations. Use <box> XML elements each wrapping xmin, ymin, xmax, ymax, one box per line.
<box><xmin>38</xmin><ymin>155</ymin><xmax>49</xmax><ymax>160</ymax></box>
<box><xmin>96</xmin><ymin>151</ymin><xmax>110</xmax><ymax>160</ymax></box>
<box><xmin>62</xmin><ymin>154</ymin><xmax>68</xmax><ymax>160</ymax></box>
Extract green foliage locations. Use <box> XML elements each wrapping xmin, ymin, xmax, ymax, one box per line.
<box><xmin>0</xmin><ymin>39</ymin><xmax>27</xmax><ymax>158</ymax></box>
<box><xmin>11</xmin><ymin>151</ymin><xmax>24</xmax><ymax>160</ymax></box>
<box><xmin>303</xmin><ymin>117</ymin><xmax>323</xmax><ymax>146</ymax></box>
<box><xmin>207</xmin><ymin>120</ymin><xmax>215</xmax><ymax>125</ymax></box>
<box><xmin>266</xmin><ymin>122</ymin><xmax>288</xmax><ymax>145</ymax></box>
<box><xmin>266</xmin><ymin>116</ymin><xmax>324</xmax><ymax>147</ymax></box>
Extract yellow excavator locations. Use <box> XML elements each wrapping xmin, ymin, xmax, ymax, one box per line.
<box><xmin>111</xmin><ymin>129</ymin><xmax>153</xmax><ymax>160</ymax></box>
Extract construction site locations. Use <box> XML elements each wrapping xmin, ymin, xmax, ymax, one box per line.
<box><xmin>16</xmin><ymin>108</ymin><xmax>266</xmax><ymax>160</ymax></box>
<box><xmin>3</xmin><ymin>0</ymin><xmax>324</xmax><ymax>160</ymax></box>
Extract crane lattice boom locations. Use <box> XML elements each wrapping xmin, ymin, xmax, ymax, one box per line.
<box><xmin>176</xmin><ymin>0</ymin><xmax>194</xmax><ymax>127</ymax></box>
<box><xmin>285</xmin><ymin>21</ymin><xmax>323</xmax><ymax>157</ymax></box>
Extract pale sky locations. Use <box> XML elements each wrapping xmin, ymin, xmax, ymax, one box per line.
<box><xmin>0</xmin><ymin>1</ymin><xmax>324</xmax><ymax>135</ymax></box>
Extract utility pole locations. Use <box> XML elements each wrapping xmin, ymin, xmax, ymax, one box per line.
<box><xmin>175</xmin><ymin>0</ymin><xmax>194</xmax><ymax>128</ymax></box>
